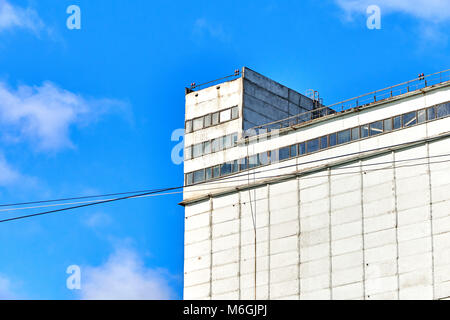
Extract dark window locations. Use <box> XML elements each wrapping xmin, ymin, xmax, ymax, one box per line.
<box><xmin>384</xmin><ymin>119</ymin><xmax>392</xmax><ymax>132</ymax></box>
<box><xmin>337</xmin><ymin>129</ymin><xmax>351</xmax><ymax>144</ymax></box>
<box><xmin>403</xmin><ymin>111</ymin><xmax>417</xmax><ymax>127</ymax></box>
<box><xmin>369</xmin><ymin>121</ymin><xmax>383</xmax><ymax>136</ymax></box>
<box><xmin>213</xmin><ymin>166</ymin><xmax>220</xmax><ymax>178</ymax></box>
<box><xmin>240</xmin><ymin>157</ymin><xmax>248</xmax><ymax>171</ymax></box>
<box><xmin>329</xmin><ymin>133</ymin><xmax>337</xmax><ymax>146</ymax></box>
<box><xmin>193</xmin><ymin>117</ymin><xmax>203</xmax><ymax>131</ymax></box>
<box><xmin>259</xmin><ymin>152</ymin><xmax>270</xmax><ymax>165</ymax></box>
<box><xmin>418</xmin><ymin>109</ymin><xmax>426</xmax><ymax>123</ymax></box>
<box><xmin>351</xmin><ymin>127</ymin><xmax>360</xmax><ymax>140</ymax></box>
<box><xmin>232</xmin><ymin>160</ymin><xmax>239</xmax><ymax>173</ymax></box>
<box><xmin>320</xmin><ymin>136</ymin><xmax>328</xmax><ymax>149</ymax></box>
<box><xmin>428</xmin><ymin>107</ymin><xmax>436</xmax><ymax>120</ymax></box>
<box><xmin>231</xmin><ymin>133</ymin><xmax>238</xmax><ymax>145</ymax></box>
<box><xmin>204</xmin><ymin>114</ymin><xmax>211</xmax><ymax>127</ymax></box>
<box><xmin>361</xmin><ymin>124</ymin><xmax>369</xmax><ymax>138</ymax></box>
<box><xmin>185</xmin><ymin>146</ymin><xmax>192</xmax><ymax>160</ymax></box>
<box><xmin>205</xmin><ymin>167</ymin><xmax>212</xmax><ymax>180</ymax></box>
<box><xmin>436</xmin><ymin>102</ymin><xmax>450</xmax><ymax>118</ymax></box>
<box><xmin>290</xmin><ymin>144</ymin><xmax>298</xmax><ymax>157</ymax></box>
<box><xmin>299</xmin><ymin>142</ymin><xmax>306</xmax><ymax>155</ymax></box>
<box><xmin>307</xmin><ymin>138</ymin><xmax>319</xmax><ymax>153</ymax></box>
<box><xmin>212</xmin><ymin>112</ymin><xmax>219</xmax><ymax>125</ymax></box>
<box><xmin>186</xmin><ymin>173</ymin><xmax>193</xmax><ymax>186</ymax></box>
<box><xmin>393</xmin><ymin>116</ymin><xmax>402</xmax><ymax>129</ymax></box>
<box><xmin>220</xmin><ymin>162</ymin><xmax>232</xmax><ymax>176</ymax></box>
<box><xmin>185</xmin><ymin>120</ymin><xmax>193</xmax><ymax>133</ymax></box>
<box><xmin>279</xmin><ymin>147</ymin><xmax>290</xmax><ymax>160</ymax></box>
<box><xmin>193</xmin><ymin>169</ymin><xmax>205</xmax><ymax>183</ymax></box>
<box><xmin>231</xmin><ymin>106</ymin><xmax>239</xmax><ymax>119</ymax></box>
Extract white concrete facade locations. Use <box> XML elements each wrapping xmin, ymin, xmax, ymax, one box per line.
<box><xmin>183</xmin><ymin>69</ymin><xmax>450</xmax><ymax>300</ymax></box>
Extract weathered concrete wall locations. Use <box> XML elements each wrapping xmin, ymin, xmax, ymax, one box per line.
<box><xmin>184</xmin><ymin>136</ymin><xmax>450</xmax><ymax>300</ymax></box>
<box><xmin>242</xmin><ymin>68</ymin><xmax>315</xmax><ymax>131</ymax></box>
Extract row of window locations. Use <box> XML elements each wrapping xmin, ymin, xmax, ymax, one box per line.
<box><xmin>185</xmin><ymin>101</ymin><xmax>450</xmax><ymax>186</ymax></box>
<box><xmin>185</xmin><ymin>106</ymin><xmax>239</xmax><ymax>133</ymax></box>
<box><xmin>185</xmin><ymin>133</ymin><xmax>239</xmax><ymax>160</ymax></box>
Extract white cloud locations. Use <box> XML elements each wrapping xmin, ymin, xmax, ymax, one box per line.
<box><xmin>0</xmin><ymin>0</ymin><xmax>44</xmax><ymax>33</ymax></box>
<box><xmin>84</xmin><ymin>212</ymin><xmax>113</xmax><ymax>229</ymax></box>
<box><xmin>0</xmin><ymin>274</ymin><xmax>18</xmax><ymax>299</ymax></box>
<box><xmin>0</xmin><ymin>81</ymin><xmax>127</xmax><ymax>151</ymax></box>
<box><xmin>335</xmin><ymin>0</ymin><xmax>450</xmax><ymax>22</ymax></box>
<box><xmin>80</xmin><ymin>248</ymin><xmax>175</xmax><ymax>300</ymax></box>
<box><xmin>193</xmin><ymin>18</ymin><xmax>230</xmax><ymax>42</ymax></box>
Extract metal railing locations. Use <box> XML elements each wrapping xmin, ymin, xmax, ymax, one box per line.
<box><xmin>248</xmin><ymin>69</ymin><xmax>450</xmax><ymax>135</ymax></box>
<box><xmin>186</xmin><ymin>69</ymin><xmax>241</xmax><ymax>93</ymax></box>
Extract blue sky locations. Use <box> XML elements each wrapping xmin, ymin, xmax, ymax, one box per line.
<box><xmin>0</xmin><ymin>0</ymin><xmax>448</xmax><ymax>299</ymax></box>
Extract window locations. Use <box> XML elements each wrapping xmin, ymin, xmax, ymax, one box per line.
<box><xmin>193</xmin><ymin>117</ymin><xmax>203</xmax><ymax>131</ymax></box>
<box><xmin>185</xmin><ymin>146</ymin><xmax>192</xmax><ymax>160</ymax></box>
<box><xmin>231</xmin><ymin>106</ymin><xmax>239</xmax><ymax>119</ymax></box>
<box><xmin>231</xmin><ymin>133</ymin><xmax>238</xmax><ymax>145</ymax></box>
<box><xmin>232</xmin><ymin>160</ymin><xmax>239</xmax><ymax>173</ymax></box>
<box><xmin>299</xmin><ymin>142</ymin><xmax>306</xmax><ymax>155</ymax></box>
<box><xmin>436</xmin><ymin>102</ymin><xmax>450</xmax><ymax>118</ymax></box>
<box><xmin>307</xmin><ymin>138</ymin><xmax>319</xmax><ymax>153</ymax></box>
<box><xmin>418</xmin><ymin>109</ymin><xmax>426</xmax><ymax>123</ymax></box>
<box><xmin>259</xmin><ymin>152</ymin><xmax>270</xmax><ymax>165</ymax></box>
<box><xmin>337</xmin><ymin>129</ymin><xmax>351</xmax><ymax>144</ymax></box>
<box><xmin>290</xmin><ymin>144</ymin><xmax>298</xmax><ymax>157</ymax></box>
<box><xmin>279</xmin><ymin>146</ymin><xmax>290</xmax><ymax>161</ymax></box>
<box><xmin>193</xmin><ymin>169</ymin><xmax>205</xmax><ymax>184</ymax></box>
<box><xmin>220</xmin><ymin>162</ymin><xmax>232</xmax><ymax>176</ymax></box>
<box><xmin>240</xmin><ymin>157</ymin><xmax>248</xmax><ymax>171</ymax></box>
<box><xmin>185</xmin><ymin>120</ymin><xmax>193</xmax><ymax>133</ymax></box>
<box><xmin>193</xmin><ymin>143</ymin><xmax>203</xmax><ymax>158</ymax></box>
<box><xmin>224</xmin><ymin>135</ymin><xmax>232</xmax><ymax>149</ymax></box>
<box><xmin>203</xmin><ymin>141</ymin><xmax>211</xmax><ymax>155</ymax></box>
<box><xmin>211</xmin><ymin>138</ymin><xmax>220</xmax><ymax>153</ymax></box>
<box><xmin>361</xmin><ymin>124</ymin><xmax>369</xmax><ymax>138</ymax></box>
<box><xmin>428</xmin><ymin>107</ymin><xmax>436</xmax><ymax>120</ymax></box>
<box><xmin>212</xmin><ymin>112</ymin><xmax>219</xmax><ymax>125</ymax></box>
<box><xmin>403</xmin><ymin>111</ymin><xmax>417</xmax><ymax>127</ymax></box>
<box><xmin>220</xmin><ymin>109</ymin><xmax>231</xmax><ymax>122</ymax></box>
<box><xmin>369</xmin><ymin>121</ymin><xmax>383</xmax><ymax>136</ymax></box>
<box><xmin>186</xmin><ymin>173</ymin><xmax>193</xmax><ymax>185</ymax></box>
<box><xmin>205</xmin><ymin>167</ymin><xmax>212</xmax><ymax>180</ymax></box>
<box><xmin>384</xmin><ymin>119</ymin><xmax>392</xmax><ymax>132</ymax></box>
<box><xmin>329</xmin><ymin>133</ymin><xmax>337</xmax><ymax>146</ymax></box>
<box><xmin>249</xmin><ymin>155</ymin><xmax>258</xmax><ymax>168</ymax></box>
<box><xmin>351</xmin><ymin>127</ymin><xmax>360</xmax><ymax>140</ymax></box>
<box><xmin>393</xmin><ymin>116</ymin><xmax>402</xmax><ymax>129</ymax></box>
<box><xmin>204</xmin><ymin>114</ymin><xmax>211</xmax><ymax>128</ymax></box>
<box><xmin>320</xmin><ymin>136</ymin><xmax>328</xmax><ymax>150</ymax></box>
<box><xmin>212</xmin><ymin>166</ymin><xmax>220</xmax><ymax>178</ymax></box>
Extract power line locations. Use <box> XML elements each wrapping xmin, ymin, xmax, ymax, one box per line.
<box><xmin>1</xmin><ymin>134</ymin><xmax>448</xmax><ymax>210</ymax></box>
<box><xmin>1</xmin><ymin>156</ymin><xmax>450</xmax><ymax>224</ymax></box>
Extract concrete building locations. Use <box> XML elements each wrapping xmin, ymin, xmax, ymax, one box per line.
<box><xmin>182</xmin><ymin>67</ymin><xmax>450</xmax><ymax>300</ymax></box>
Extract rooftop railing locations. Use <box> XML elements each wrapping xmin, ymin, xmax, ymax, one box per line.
<box><xmin>248</xmin><ymin>69</ymin><xmax>450</xmax><ymax>135</ymax></box>
<box><xmin>185</xmin><ymin>69</ymin><xmax>241</xmax><ymax>94</ymax></box>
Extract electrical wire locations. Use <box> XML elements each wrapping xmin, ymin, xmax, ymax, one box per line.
<box><xmin>1</xmin><ymin>156</ymin><xmax>450</xmax><ymax>224</ymax></box>
<box><xmin>0</xmin><ymin>134</ymin><xmax>448</xmax><ymax>210</ymax></box>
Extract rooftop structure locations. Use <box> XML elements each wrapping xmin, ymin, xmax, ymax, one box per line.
<box><xmin>182</xmin><ymin>67</ymin><xmax>450</xmax><ymax>300</ymax></box>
